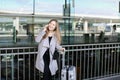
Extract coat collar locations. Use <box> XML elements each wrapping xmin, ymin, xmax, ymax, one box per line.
<box><xmin>43</xmin><ymin>36</ymin><xmax>56</xmax><ymax>48</ymax></box>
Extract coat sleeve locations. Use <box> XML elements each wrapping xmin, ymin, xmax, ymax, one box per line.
<box><xmin>55</xmin><ymin>41</ymin><xmax>62</xmax><ymax>50</ymax></box>
<box><xmin>35</xmin><ymin>29</ymin><xmax>46</xmax><ymax>43</ymax></box>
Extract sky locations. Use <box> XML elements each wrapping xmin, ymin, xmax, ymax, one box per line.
<box><xmin>0</xmin><ymin>0</ymin><xmax>119</xmax><ymax>17</ymax></box>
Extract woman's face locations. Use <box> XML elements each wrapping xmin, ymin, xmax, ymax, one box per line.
<box><xmin>48</xmin><ymin>21</ymin><xmax>56</xmax><ymax>31</ymax></box>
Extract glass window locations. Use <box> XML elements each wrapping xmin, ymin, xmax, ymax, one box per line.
<box><xmin>105</xmin><ymin>26</ymin><xmax>111</xmax><ymax>32</ymax></box>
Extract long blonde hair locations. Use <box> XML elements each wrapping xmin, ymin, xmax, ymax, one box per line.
<box><xmin>42</xmin><ymin>19</ymin><xmax>61</xmax><ymax>44</ymax></box>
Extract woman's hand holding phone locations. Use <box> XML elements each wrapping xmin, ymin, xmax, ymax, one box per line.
<box><xmin>43</xmin><ymin>24</ymin><xmax>48</xmax><ymax>31</ymax></box>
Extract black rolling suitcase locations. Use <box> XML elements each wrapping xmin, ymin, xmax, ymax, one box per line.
<box><xmin>61</xmin><ymin>51</ymin><xmax>76</xmax><ymax>80</ymax></box>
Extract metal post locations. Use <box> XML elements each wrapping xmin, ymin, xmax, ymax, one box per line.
<box><xmin>33</xmin><ymin>0</ymin><xmax>35</xmax><ymax>15</ymax></box>
<box><xmin>65</xmin><ymin>0</ymin><xmax>67</xmax><ymax>8</ymax></box>
<box><xmin>13</xmin><ymin>26</ymin><xmax>16</xmax><ymax>43</ymax></box>
<box><xmin>63</xmin><ymin>0</ymin><xmax>71</xmax><ymax>44</ymax></box>
<box><xmin>67</xmin><ymin>0</ymin><xmax>71</xmax><ymax>44</ymax></box>
<box><xmin>30</xmin><ymin>0</ymin><xmax>35</xmax><ymax>42</ymax></box>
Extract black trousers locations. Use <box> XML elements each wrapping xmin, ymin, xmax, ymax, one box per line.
<box><xmin>43</xmin><ymin>49</ymin><xmax>52</xmax><ymax>80</ymax></box>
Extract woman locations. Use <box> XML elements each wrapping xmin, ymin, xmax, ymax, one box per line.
<box><xmin>35</xmin><ymin>19</ymin><xmax>65</xmax><ymax>80</ymax></box>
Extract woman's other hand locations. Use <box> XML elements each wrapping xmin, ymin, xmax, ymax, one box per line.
<box><xmin>61</xmin><ymin>48</ymin><xmax>65</xmax><ymax>52</ymax></box>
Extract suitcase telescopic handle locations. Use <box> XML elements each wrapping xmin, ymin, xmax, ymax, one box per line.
<box><xmin>61</xmin><ymin>50</ymin><xmax>65</xmax><ymax>68</ymax></box>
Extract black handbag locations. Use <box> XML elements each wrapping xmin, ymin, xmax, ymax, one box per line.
<box><xmin>53</xmin><ymin>48</ymin><xmax>59</xmax><ymax>60</ymax></box>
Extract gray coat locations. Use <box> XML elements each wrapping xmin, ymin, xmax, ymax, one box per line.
<box><xmin>35</xmin><ymin>30</ymin><xmax>62</xmax><ymax>75</ymax></box>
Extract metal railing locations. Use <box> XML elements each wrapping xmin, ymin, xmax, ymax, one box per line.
<box><xmin>63</xmin><ymin>43</ymin><xmax>120</xmax><ymax>80</ymax></box>
<box><xmin>0</xmin><ymin>47</ymin><xmax>39</xmax><ymax>80</ymax></box>
<box><xmin>1</xmin><ymin>43</ymin><xmax>120</xmax><ymax>80</ymax></box>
